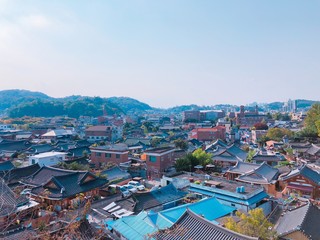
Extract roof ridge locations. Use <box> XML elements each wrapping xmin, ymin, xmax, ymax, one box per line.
<box><xmin>185</xmin><ymin>209</ymin><xmax>259</xmax><ymax>239</ymax></box>
<box><xmin>46</xmin><ymin>165</ymin><xmax>88</xmax><ymax>173</ymax></box>
<box><xmin>299</xmin><ymin>202</ymin><xmax>312</xmax><ymax>228</ymax></box>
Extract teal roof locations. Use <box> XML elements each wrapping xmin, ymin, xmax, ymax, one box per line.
<box><xmin>189</xmin><ymin>187</ymin><xmax>269</xmax><ymax>206</ymax></box>
<box><xmin>109</xmin><ymin>197</ymin><xmax>235</xmax><ymax>240</ymax></box>
<box><xmin>110</xmin><ymin>211</ymin><xmax>172</xmax><ymax>240</ymax></box>
<box><xmin>160</xmin><ymin>197</ymin><xmax>235</xmax><ymax>222</ymax></box>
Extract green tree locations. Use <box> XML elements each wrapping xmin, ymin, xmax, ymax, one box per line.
<box><xmin>151</xmin><ymin>137</ymin><xmax>161</xmax><ymax>147</ymax></box>
<box><xmin>246</xmin><ymin>149</ymin><xmax>256</xmax><ymax>162</ymax></box>
<box><xmin>304</xmin><ymin>103</ymin><xmax>320</xmax><ymax>132</ymax></box>
<box><xmin>175</xmin><ymin>156</ymin><xmax>192</xmax><ymax>172</ymax></box>
<box><xmin>316</xmin><ymin>120</ymin><xmax>320</xmax><ymax>137</ymax></box>
<box><xmin>175</xmin><ymin>153</ymin><xmax>199</xmax><ymax>172</ymax></box>
<box><xmin>192</xmin><ymin>149</ymin><xmax>212</xmax><ymax>167</ymax></box>
<box><xmin>174</xmin><ymin>138</ymin><xmax>188</xmax><ymax>150</ymax></box>
<box><xmin>225</xmin><ymin>208</ymin><xmax>276</xmax><ymax>240</ymax></box>
<box><xmin>257</xmin><ymin>135</ymin><xmax>270</xmax><ymax>147</ymax></box>
<box><xmin>266</xmin><ymin>128</ymin><xmax>293</xmax><ymax>141</ymax></box>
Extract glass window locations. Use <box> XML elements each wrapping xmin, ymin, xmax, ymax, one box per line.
<box><xmin>149</xmin><ymin>156</ymin><xmax>157</xmax><ymax>162</ymax></box>
<box><xmin>105</xmin><ymin>153</ymin><xmax>111</xmax><ymax>158</ymax></box>
<box><xmin>96</xmin><ymin>152</ymin><xmax>101</xmax><ymax>157</ymax></box>
<box><xmin>116</xmin><ymin>154</ymin><xmax>120</xmax><ymax>159</ymax></box>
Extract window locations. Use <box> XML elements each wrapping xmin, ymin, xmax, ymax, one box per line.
<box><xmin>116</xmin><ymin>154</ymin><xmax>120</xmax><ymax>159</ymax></box>
<box><xmin>149</xmin><ymin>156</ymin><xmax>157</xmax><ymax>162</ymax></box>
<box><xmin>105</xmin><ymin>153</ymin><xmax>111</xmax><ymax>158</ymax></box>
<box><xmin>96</xmin><ymin>152</ymin><xmax>101</xmax><ymax>157</ymax></box>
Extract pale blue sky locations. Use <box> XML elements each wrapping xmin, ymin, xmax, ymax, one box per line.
<box><xmin>0</xmin><ymin>0</ymin><xmax>319</xmax><ymax>108</ymax></box>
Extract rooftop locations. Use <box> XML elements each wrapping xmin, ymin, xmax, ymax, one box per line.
<box><xmin>154</xmin><ymin>209</ymin><xmax>258</xmax><ymax>240</ymax></box>
<box><xmin>276</xmin><ymin>203</ymin><xmax>320</xmax><ymax>239</ymax></box>
<box><xmin>91</xmin><ymin>143</ymin><xmax>128</xmax><ymax>152</ymax></box>
<box><xmin>144</xmin><ymin>147</ymin><xmax>175</xmax><ymax>154</ymax></box>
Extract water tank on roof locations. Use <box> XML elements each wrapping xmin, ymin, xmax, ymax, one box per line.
<box><xmin>240</xmin><ymin>186</ymin><xmax>245</xmax><ymax>193</ymax></box>
<box><xmin>236</xmin><ymin>187</ymin><xmax>241</xmax><ymax>193</ymax></box>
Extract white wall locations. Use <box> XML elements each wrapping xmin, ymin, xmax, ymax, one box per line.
<box><xmin>29</xmin><ymin>153</ymin><xmax>66</xmax><ymax>167</ymax></box>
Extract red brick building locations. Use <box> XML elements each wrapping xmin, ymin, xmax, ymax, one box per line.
<box><xmin>90</xmin><ymin>144</ymin><xmax>129</xmax><ymax>167</ymax></box>
<box><xmin>85</xmin><ymin>125</ymin><xmax>112</xmax><ymax>142</ymax></box>
<box><xmin>188</xmin><ymin>126</ymin><xmax>226</xmax><ymax>142</ymax></box>
<box><xmin>236</xmin><ymin>105</ymin><xmax>267</xmax><ymax>127</ymax></box>
<box><xmin>142</xmin><ymin>147</ymin><xmax>175</xmax><ymax>178</ymax></box>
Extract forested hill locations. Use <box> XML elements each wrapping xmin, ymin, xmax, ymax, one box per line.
<box><xmin>0</xmin><ymin>89</ymin><xmax>152</xmax><ymax>118</ymax></box>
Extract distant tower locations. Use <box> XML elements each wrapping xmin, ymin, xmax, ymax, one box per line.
<box><xmin>255</xmin><ymin>105</ymin><xmax>259</xmax><ymax>114</ymax></box>
<box><xmin>240</xmin><ymin>105</ymin><xmax>245</xmax><ymax>114</ymax></box>
<box><xmin>103</xmin><ymin>105</ymin><xmax>107</xmax><ymax>116</ymax></box>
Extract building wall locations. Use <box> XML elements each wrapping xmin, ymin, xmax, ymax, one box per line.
<box><xmin>146</xmin><ymin>151</ymin><xmax>175</xmax><ymax>178</ymax></box>
<box><xmin>183</xmin><ymin>111</ymin><xmax>200</xmax><ymax>122</ymax></box>
<box><xmin>189</xmin><ymin>127</ymin><xmax>226</xmax><ymax>141</ymax></box>
<box><xmin>85</xmin><ymin>128</ymin><xmax>112</xmax><ymax>141</ymax></box>
<box><xmin>281</xmin><ymin>175</ymin><xmax>319</xmax><ymax>199</ymax></box>
<box><xmin>91</xmin><ymin>150</ymin><xmax>129</xmax><ymax>167</ymax></box>
<box><xmin>29</xmin><ymin>153</ymin><xmax>66</xmax><ymax>167</ymax></box>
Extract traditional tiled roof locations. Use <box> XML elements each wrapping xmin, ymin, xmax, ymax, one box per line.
<box><xmin>236</xmin><ymin>163</ymin><xmax>279</xmax><ymax>184</ymax></box>
<box><xmin>101</xmin><ymin>166</ymin><xmax>131</xmax><ymax>181</ymax></box>
<box><xmin>154</xmin><ymin>209</ymin><xmax>258</xmax><ymax>240</ymax></box>
<box><xmin>227</xmin><ymin>145</ymin><xmax>248</xmax><ymax>161</ymax></box>
<box><xmin>28</xmin><ymin>167</ymin><xmax>108</xmax><ymax>200</ymax></box>
<box><xmin>276</xmin><ymin>203</ymin><xmax>320</xmax><ymax>239</ymax></box>
<box><xmin>205</xmin><ymin>139</ymin><xmax>228</xmax><ymax>151</ymax></box>
<box><xmin>0</xmin><ymin>178</ymin><xmax>28</xmax><ymax>218</ymax></box>
<box><xmin>306</xmin><ymin>144</ymin><xmax>320</xmax><ymax>156</ymax></box>
<box><xmin>1</xmin><ymin>163</ymin><xmax>41</xmax><ymax>185</ymax></box>
<box><xmin>281</xmin><ymin>165</ymin><xmax>320</xmax><ymax>185</ymax></box>
<box><xmin>0</xmin><ymin>161</ymin><xmax>15</xmax><ymax>171</ymax></box>
<box><xmin>0</xmin><ymin>140</ymin><xmax>31</xmax><ymax>152</ymax></box>
<box><xmin>124</xmin><ymin>138</ymin><xmax>151</xmax><ymax>147</ymax></box>
<box><xmin>227</xmin><ymin>161</ymin><xmax>260</xmax><ymax>174</ymax></box>
<box><xmin>67</xmin><ymin>146</ymin><xmax>91</xmax><ymax>157</ymax></box>
<box><xmin>252</xmin><ymin>154</ymin><xmax>282</xmax><ymax>162</ymax></box>
<box><xmin>26</xmin><ymin>144</ymin><xmax>54</xmax><ymax>154</ymax></box>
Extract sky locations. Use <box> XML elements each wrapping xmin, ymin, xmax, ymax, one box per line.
<box><xmin>0</xmin><ymin>0</ymin><xmax>319</xmax><ymax>108</ymax></box>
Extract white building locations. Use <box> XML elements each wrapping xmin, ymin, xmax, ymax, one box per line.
<box><xmin>0</xmin><ymin>124</ymin><xmax>14</xmax><ymax>131</ymax></box>
<box><xmin>29</xmin><ymin>151</ymin><xmax>67</xmax><ymax>167</ymax></box>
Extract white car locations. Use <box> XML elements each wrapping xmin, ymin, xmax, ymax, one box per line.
<box><xmin>128</xmin><ymin>181</ymin><xmax>145</xmax><ymax>191</ymax></box>
<box><xmin>123</xmin><ymin>184</ymin><xmax>138</xmax><ymax>193</ymax></box>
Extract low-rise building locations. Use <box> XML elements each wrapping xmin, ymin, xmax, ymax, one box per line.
<box><xmin>189</xmin><ymin>126</ymin><xmax>226</xmax><ymax>142</ymax></box>
<box><xmin>142</xmin><ymin>147</ymin><xmax>176</xmax><ymax>178</ymax></box>
<box><xmin>29</xmin><ymin>151</ymin><xmax>67</xmax><ymax>167</ymax></box>
<box><xmin>275</xmin><ymin>202</ymin><xmax>320</xmax><ymax>240</ymax></box>
<box><xmin>85</xmin><ymin>125</ymin><xmax>112</xmax><ymax>142</ymax></box>
<box><xmin>90</xmin><ymin>144</ymin><xmax>129</xmax><ymax>167</ymax></box>
<box><xmin>279</xmin><ymin>165</ymin><xmax>320</xmax><ymax>199</ymax></box>
<box><xmin>21</xmin><ymin>166</ymin><xmax>107</xmax><ymax>209</ymax></box>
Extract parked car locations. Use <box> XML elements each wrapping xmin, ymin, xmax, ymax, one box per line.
<box><xmin>123</xmin><ymin>184</ymin><xmax>138</xmax><ymax>193</ymax></box>
<box><xmin>128</xmin><ymin>180</ymin><xmax>145</xmax><ymax>191</ymax></box>
<box><xmin>119</xmin><ymin>185</ymin><xmax>131</xmax><ymax>197</ymax></box>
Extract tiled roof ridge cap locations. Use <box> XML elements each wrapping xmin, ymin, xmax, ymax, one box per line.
<box><xmin>184</xmin><ymin>208</ymin><xmax>259</xmax><ymax>240</ymax></box>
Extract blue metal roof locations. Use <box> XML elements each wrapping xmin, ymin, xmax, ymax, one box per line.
<box><xmin>108</xmin><ymin>197</ymin><xmax>235</xmax><ymax>240</ymax></box>
<box><xmin>189</xmin><ymin>187</ymin><xmax>269</xmax><ymax>206</ymax></box>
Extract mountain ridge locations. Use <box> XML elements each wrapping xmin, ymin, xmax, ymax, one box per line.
<box><xmin>0</xmin><ymin>89</ymin><xmax>318</xmax><ymax>117</ymax></box>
